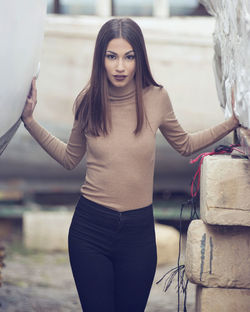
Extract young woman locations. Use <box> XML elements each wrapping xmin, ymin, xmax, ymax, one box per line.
<box><xmin>22</xmin><ymin>18</ymin><xmax>239</xmax><ymax>312</ymax></box>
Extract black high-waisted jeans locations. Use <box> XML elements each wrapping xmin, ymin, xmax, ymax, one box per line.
<box><xmin>68</xmin><ymin>196</ymin><xmax>157</xmax><ymax>312</ymax></box>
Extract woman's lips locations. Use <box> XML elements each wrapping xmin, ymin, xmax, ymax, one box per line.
<box><xmin>113</xmin><ymin>75</ymin><xmax>127</xmax><ymax>81</ymax></box>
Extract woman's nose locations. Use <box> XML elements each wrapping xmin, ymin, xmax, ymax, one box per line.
<box><xmin>116</xmin><ymin>58</ymin><xmax>125</xmax><ymax>72</ymax></box>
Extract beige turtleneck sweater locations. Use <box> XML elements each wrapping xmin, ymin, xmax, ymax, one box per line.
<box><xmin>24</xmin><ymin>81</ymin><xmax>239</xmax><ymax>211</ymax></box>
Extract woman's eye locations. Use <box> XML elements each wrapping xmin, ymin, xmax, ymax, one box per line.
<box><xmin>106</xmin><ymin>54</ymin><xmax>116</xmax><ymax>60</ymax></box>
<box><xmin>126</xmin><ymin>55</ymin><xmax>135</xmax><ymax>60</ymax></box>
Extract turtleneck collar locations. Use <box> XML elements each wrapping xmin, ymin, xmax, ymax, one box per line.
<box><xmin>108</xmin><ymin>79</ymin><xmax>136</xmax><ymax>102</ymax></box>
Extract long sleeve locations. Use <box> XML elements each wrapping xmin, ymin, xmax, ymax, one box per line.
<box><xmin>159</xmin><ymin>88</ymin><xmax>239</xmax><ymax>156</ymax></box>
<box><xmin>24</xmin><ymin>117</ymin><xmax>87</xmax><ymax>170</ymax></box>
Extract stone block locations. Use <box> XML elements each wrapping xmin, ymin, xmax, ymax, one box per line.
<box><xmin>196</xmin><ymin>286</ymin><xmax>250</xmax><ymax>312</ymax></box>
<box><xmin>23</xmin><ymin>211</ymin><xmax>73</xmax><ymax>251</ymax></box>
<box><xmin>185</xmin><ymin>220</ymin><xmax>250</xmax><ymax>288</ymax></box>
<box><xmin>200</xmin><ymin>155</ymin><xmax>250</xmax><ymax>226</ymax></box>
<box><xmin>155</xmin><ymin>223</ymin><xmax>179</xmax><ymax>266</ymax></box>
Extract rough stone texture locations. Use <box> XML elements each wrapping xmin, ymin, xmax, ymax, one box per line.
<box><xmin>196</xmin><ymin>286</ymin><xmax>250</xmax><ymax>312</ymax></box>
<box><xmin>237</xmin><ymin>127</ymin><xmax>250</xmax><ymax>158</ymax></box>
<box><xmin>185</xmin><ymin>220</ymin><xmax>250</xmax><ymax>288</ymax></box>
<box><xmin>155</xmin><ymin>223</ymin><xmax>179</xmax><ymax>266</ymax></box>
<box><xmin>200</xmin><ymin>0</ymin><xmax>250</xmax><ymax>128</ymax></box>
<box><xmin>200</xmin><ymin>155</ymin><xmax>250</xmax><ymax>226</ymax></box>
<box><xmin>23</xmin><ymin>211</ymin><xmax>73</xmax><ymax>251</ymax></box>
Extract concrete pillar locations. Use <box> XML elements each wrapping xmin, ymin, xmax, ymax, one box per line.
<box><xmin>153</xmin><ymin>0</ymin><xmax>170</xmax><ymax>18</ymax></box>
<box><xmin>96</xmin><ymin>0</ymin><xmax>112</xmax><ymax>17</ymax></box>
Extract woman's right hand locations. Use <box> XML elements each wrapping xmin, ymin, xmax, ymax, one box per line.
<box><xmin>231</xmin><ymin>87</ymin><xmax>240</xmax><ymax>126</ymax></box>
<box><xmin>21</xmin><ymin>77</ymin><xmax>37</xmax><ymax>124</ymax></box>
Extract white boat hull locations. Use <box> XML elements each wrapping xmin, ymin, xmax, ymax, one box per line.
<box><xmin>0</xmin><ymin>0</ymin><xmax>47</xmax><ymax>154</ymax></box>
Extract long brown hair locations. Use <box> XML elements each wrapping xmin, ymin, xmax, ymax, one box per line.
<box><xmin>75</xmin><ymin>18</ymin><xmax>161</xmax><ymax>136</ymax></box>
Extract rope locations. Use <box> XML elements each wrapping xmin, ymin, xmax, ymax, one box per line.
<box><xmin>190</xmin><ymin>144</ymin><xmax>241</xmax><ymax>197</ymax></box>
<box><xmin>156</xmin><ymin>144</ymin><xmax>241</xmax><ymax>311</ymax></box>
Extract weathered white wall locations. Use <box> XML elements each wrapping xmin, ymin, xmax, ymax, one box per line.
<box><xmin>36</xmin><ymin>15</ymin><xmax>223</xmax><ymax>132</ymax></box>
<box><xmin>200</xmin><ymin>0</ymin><xmax>250</xmax><ymax>129</ymax></box>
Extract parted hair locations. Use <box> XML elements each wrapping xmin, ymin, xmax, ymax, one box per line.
<box><xmin>75</xmin><ymin>18</ymin><xmax>161</xmax><ymax>136</ymax></box>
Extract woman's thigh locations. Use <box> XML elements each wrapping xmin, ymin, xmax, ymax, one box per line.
<box><xmin>68</xmin><ymin>233</ymin><xmax>116</xmax><ymax>312</ymax></box>
<box><xmin>68</xmin><ymin>196</ymin><xmax>119</xmax><ymax>312</ymax></box>
<box><xmin>113</xmin><ymin>241</ymin><xmax>157</xmax><ymax>312</ymax></box>
<box><xmin>113</xmin><ymin>207</ymin><xmax>157</xmax><ymax>312</ymax></box>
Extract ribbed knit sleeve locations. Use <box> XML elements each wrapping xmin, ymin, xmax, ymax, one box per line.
<box><xmin>159</xmin><ymin>88</ymin><xmax>239</xmax><ymax>156</ymax></box>
<box><xmin>24</xmin><ymin>117</ymin><xmax>86</xmax><ymax>170</ymax></box>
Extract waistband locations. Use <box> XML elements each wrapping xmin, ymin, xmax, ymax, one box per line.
<box><xmin>78</xmin><ymin>195</ymin><xmax>153</xmax><ymax>217</ymax></box>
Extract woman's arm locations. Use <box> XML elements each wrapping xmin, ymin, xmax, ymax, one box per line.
<box><xmin>159</xmin><ymin>88</ymin><xmax>239</xmax><ymax>156</ymax></box>
<box><xmin>22</xmin><ymin>78</ymin><xmax>86</xmax><ymax>170</ymax></box>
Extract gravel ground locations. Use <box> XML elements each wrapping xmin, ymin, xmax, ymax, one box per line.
<box><xmin>0</xmin><ymin>244</ymin><xmax>196</xmax><ymax>312</ymax></box>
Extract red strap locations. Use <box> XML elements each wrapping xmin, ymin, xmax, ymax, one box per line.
<box><xmin>189</xmin><ymin>145</ymin><xmax>242</xmax><ymax>198</ymax></box>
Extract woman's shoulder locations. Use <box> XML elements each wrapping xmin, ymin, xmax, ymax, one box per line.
<box><xmin>143</xmin><ymin>84</ymin><xmax>169</xmax><ymax>103</ymax></box>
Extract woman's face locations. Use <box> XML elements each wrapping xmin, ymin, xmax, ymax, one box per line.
<box><xmin>104</xmin><ymin>38</ymin><xmax>136</xmax><ymax>88</ymax></box>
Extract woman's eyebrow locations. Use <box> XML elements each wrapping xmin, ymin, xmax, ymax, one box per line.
<box><xmin>106</xmin><ymin>50</ymin><xmax>134</xmax><ymax>55</ymax></box>
<box><xmin>125</xmin><ymin>50</ymin><xmax>135</xmax><ymax>55</ymax></box>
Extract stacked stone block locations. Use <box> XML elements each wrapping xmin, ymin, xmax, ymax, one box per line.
<box><xmin>185</xmin><ymin>155</ymin><xmax>250</xmax><ymax>312</ymax></box>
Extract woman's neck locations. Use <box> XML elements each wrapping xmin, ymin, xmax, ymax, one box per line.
<box><xmin>108</xmin><ymin>79</ymin><xmax>136</xmax><ymax>98</ymax></box>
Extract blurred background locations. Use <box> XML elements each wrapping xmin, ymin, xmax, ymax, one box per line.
<box><xmin>0</xmin><ymin>1</ymin><xmax>234</xmax><ymax>311</ymax></box>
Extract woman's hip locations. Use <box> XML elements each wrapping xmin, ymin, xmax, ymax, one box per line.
<box><xmin>68</xmin><ymin>195</ymin><xmax>156</xmax><ymax>252</ymax></box>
